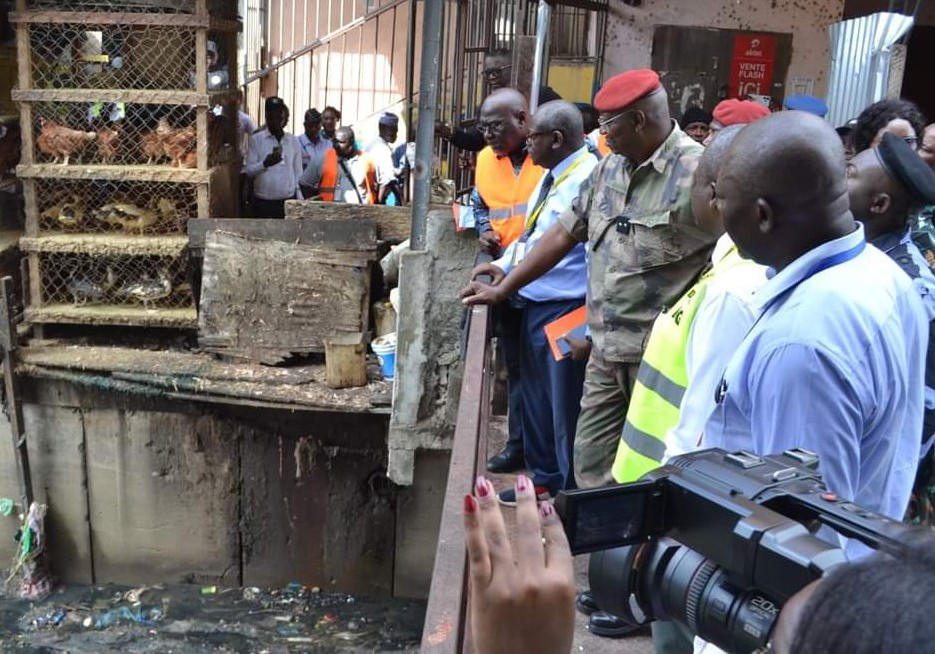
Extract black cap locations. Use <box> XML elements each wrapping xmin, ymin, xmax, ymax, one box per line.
<box><xmin>681</xmin><ymin>106</ymin><xmax>712</xmax><ymax>128</ymax></box>
<box><xmin>877</xmin><ymin>132</ymin><xmax>935</xmax><ymax>205</ymax></box>
<box><xmin>265</xmin><ymin>96</ymin><xmax>286</xmax><ymax>111</ymax></box>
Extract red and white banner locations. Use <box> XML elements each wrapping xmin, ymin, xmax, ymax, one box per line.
<box><xmin>728</xmin><ymin>34</ymin><xmax>777</xmax><ymax>99</ymax></box>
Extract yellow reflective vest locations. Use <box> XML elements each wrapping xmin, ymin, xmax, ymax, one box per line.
<box><xmin>611</xmin><ymin>244</ymin><xmax>747</xmax><ymax>483</ymax></box>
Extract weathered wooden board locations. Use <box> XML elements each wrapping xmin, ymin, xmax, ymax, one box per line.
<box><xmin>198</xmin><ymin>231</ymin><xmax>374</xmax><ymax>364</ymax></box>
<box><xmin>83</xmin><ymin>409</ymin><xmax>240</xmax><ymax>585</ymax></box>
<box><xmin>187</xmin><ymin>217</ymin><xmax>377</xmax><ymax>256</ymax></box>
<box><xmin>21</xmin><ymin>404</ymin><xmax>93</xmax><ymax>584</ymax></box>
<box><xmin>284</xmin><ymin>201</ymin><xmax>411</xmax><ymax>243</ymax></box>
<box><xmin>240</xmin><ymin>416</ymin><xmax>396</xmax><ymax>595</ymax></box>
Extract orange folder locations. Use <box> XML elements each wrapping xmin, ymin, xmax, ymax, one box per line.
<box><xmin>543</xmin><ymin>305</ymin><xmax>588</xmax><ymax>361</ymax></box>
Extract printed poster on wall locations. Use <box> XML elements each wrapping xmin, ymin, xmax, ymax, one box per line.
<box><xmin>729</xmin><ymin>34</ymin><xmax>778</xmax><ymax>99</ymax></box>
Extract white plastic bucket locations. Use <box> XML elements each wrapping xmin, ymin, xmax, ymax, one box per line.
<box><xmin>372</xmin><ymin>332</ymin><xmax>397</xmax><ymax>381</ymax></box>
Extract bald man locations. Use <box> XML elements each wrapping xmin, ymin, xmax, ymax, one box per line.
<box><xmin>471</xmin><ymin>87</ymin><xmax>546</xmax><ymax>474</ymax></box>
<box><xmin>464</xmin><ymin>100</ymin><xmax>598</xmax><ymax>503</ymax></box>
<box><xmin>702</xmin><ymin>112</ymin><xmax>926</xmax><ymax>554</ymax></box>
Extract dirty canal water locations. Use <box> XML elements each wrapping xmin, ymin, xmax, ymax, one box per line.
<box><xmin>0</xmin><ymin>582</ymin><xmax>425</xmax><ymax>652</ymax></box>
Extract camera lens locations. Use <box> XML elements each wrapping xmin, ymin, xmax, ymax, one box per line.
<box><xmin>591</xmin><ymin>538</ymin><xmax>780</xmax><ymax>652</ymax></box>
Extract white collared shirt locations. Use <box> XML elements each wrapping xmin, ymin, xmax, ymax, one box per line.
<box><xmin>244</xmin><ymin>129</ymin><xmax>303</xmax><ymax>200</ymax></box>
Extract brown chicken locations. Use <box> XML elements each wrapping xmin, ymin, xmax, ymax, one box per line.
<box><xmin>96</xmin><ymin>125</ymin><xmax>120</xmax><ymax>164</ymax></box>
<box><xmin>156</xmin><ymin>118</ymin><xmax>196</xmax><ymax>167</ymax></box>
<box><xmin>140</xmin><ymin>130</ymin><xmax>165</xmax><ymax>165</ymax></box>
<box><xmin>180</xmin><ymin>150</ymin><xmax>197</xmax><ymax>168</ymax></box>
<box><xmin>36</xmin><ymin>118</ymin><xmax>96</xmax><ymax>165</ymax></box>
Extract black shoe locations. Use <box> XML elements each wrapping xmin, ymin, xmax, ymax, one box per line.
<box><xmin>576</xmin><ymin>591</ymin><xmax>600</xmax><ymax>616</ymax></box>
<box><xmin>486</xmin><ymin>446</ymin><xmax>524</xmax><ymax>473</ymax></box>
<box><xmin>588</xmin><ymin>612</ymin><xmax>642</xmax><ymax>638</ymax></box>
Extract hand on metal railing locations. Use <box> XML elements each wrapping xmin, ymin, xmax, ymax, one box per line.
<box><xmin>463</xmin><ymin>475</ymin><xmax>575</xmax><ymax>654</ymax></box>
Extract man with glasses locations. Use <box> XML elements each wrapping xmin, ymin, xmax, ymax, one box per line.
<box><xmin>437</xmin><ymin>50</ymin><xmax>562</xmax><ymax>153</ymax></box>
<box><xmin>462</xmin><ymin>100</ymin><xmax>598</xmax><ymax>504</ymax></box>
<box><xmin>462</xmin><ymin>69</ymin><xmax>716</xmax><ymax>638</ymax></box>
<box><xmin>469</xmin><ymin>88</ymin><xmax>545</xmax><ymax>474</ymax></box>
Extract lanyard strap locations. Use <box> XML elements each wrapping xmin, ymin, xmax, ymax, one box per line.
<box><xmin>522</xmin><ymin>153</ymin><xmax>591</xmax><ymax>237</ymax></box>
<box><xmin>714</xmin><ymin>238</ymin><xmax>866</xmax><ymax>406</ymax></box>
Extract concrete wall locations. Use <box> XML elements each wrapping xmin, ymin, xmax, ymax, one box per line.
<box><xmin>0</xmin><ymin>378</ymin><xmax>444</xmax><ymax>598</ymax></box>
<box><xmin>602</xmin><ymin>0</ymin><xmax>846</xmax><ymax>97</ymax></box>
<box><xmin>387</xmin><ymin>208</ymin><xmax>477</xmax><ymax>486</ymax></box>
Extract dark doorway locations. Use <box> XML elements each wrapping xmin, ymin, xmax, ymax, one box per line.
<box><xmin>651</xmin><ymin>25</ymin><xmax>792</xmax><ymax>122</ymax></box>
<box><xmin>901</xmin><ymin>25</ymin><xmax>935</xmax><ymax>123</ymax></box>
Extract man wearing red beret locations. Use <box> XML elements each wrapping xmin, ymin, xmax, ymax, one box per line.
<box><xmin>705</xmin><ymin>98</ymin><xmax>771</xmax><ymax>144</ymax></box>
<box><xmin>462</xmin><ymin>69</ymin><xmax>716</xmax><ymax>639</ymax></box>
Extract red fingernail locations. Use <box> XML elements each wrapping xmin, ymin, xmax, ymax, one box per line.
<box><xmin>475</xmin><ymin>476</ymin><xmax>490</xmax><ymax>497</ymax></box>
<box><xmin>540</xmin><ymin>503</ymin><xmax>554</xmax><ymax>518</ymax></box>
<box><xmin>516</xmin><ymin>475</ymin><xmax>529</xmax><ymax>492</ymax></box>
<box><xmin>464</xmin><ymin>494</ymin><xmax>477</xmax><ymax>514</ymax></box>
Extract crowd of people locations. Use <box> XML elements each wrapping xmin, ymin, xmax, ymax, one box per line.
<box><xmin>242</xmin><ymin>97</ymin><xmax>411</xmax><ymax>219</ymax></box>
<box><xmin>454</xmin><ymin>61</ymin><xmax>935</xmax><ymax>654</ymax></box>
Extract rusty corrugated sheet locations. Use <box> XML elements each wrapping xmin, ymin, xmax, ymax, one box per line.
<box><xmin>826</xmin><ymin>11</ymin><xmax>914</xmax><ymax>128</ymax></box>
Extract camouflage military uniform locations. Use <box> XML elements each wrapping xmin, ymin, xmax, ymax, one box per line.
<box><xmin>558</xmin><ymin>124</ymin><xmax>715</xmax><ymax>488</ymax></box>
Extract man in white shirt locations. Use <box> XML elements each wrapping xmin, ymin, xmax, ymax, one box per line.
<box><xmin>244</xmin><ymin>97</ymin><xmax>302</xmax><ymax>219</ymax></box>
<box><xmin>365</xmin><ymin>112</ymin><xmax>401</xmax><ymax>205</ymax></box>
<box><xmin>298</xmin><ymin>108</ymin><xmax>331</xmax><ymax>174</ymax></box>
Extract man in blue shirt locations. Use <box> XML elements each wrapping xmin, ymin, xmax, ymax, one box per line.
<box><xmin>463</xmin><ymin>101</ymin><xmax>597</xmax><ymax>503</ymax></box>
<box><xmin>846</xmin><ymin>132</ymin><xmax>935</xmax><ymax>521</ymax></box>
<box><xmin>702</xmin><ymin>112</ymin><xmax>927</xmax><ymax>556</ymax></box>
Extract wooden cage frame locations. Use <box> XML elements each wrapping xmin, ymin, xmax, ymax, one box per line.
<box><xmin>11</xmin><ymin>0</ymin><xmax>241</xmax><ymax>331</ymax></box>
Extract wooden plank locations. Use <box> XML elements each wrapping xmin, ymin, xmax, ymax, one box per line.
<box><xmin>20</xmin><ymin>234</ymin><xmax>188</xmax><ymax>256</ymax></box>
<box><xmin>26</xmin><ymin>305</ymin><xmax>198</xmax><ymax>329</ymax></box>
<box><xmin>16</xmin><ymin>162</ymin><xmax>213</xmax><ymax>183</ymax></box>
<box><xmin>22</xmin><ymin>178</ymin><xmax>37</xmax><ymax>237</ymax></box>
<box><xmin>285</xmin><ymin>200</ymin><xmax>411</xmax><ymax>242</ymax></box>
<box><xmin>187</xmin><ymin>217</ymin><xmax>378</xmax><ymax>254</ymax></box>
<box><xmin>196</xmin><ymin>182</ymin><xmax>209</xmax><ymax>218</ymax></box>
<box><xmin>13</xmin><ymin>88</ymin><xmax>218</xmax><ymax>106</ymax></box>
<box><xmin>1</xmin><ymin>277</ymin><xmax>32</xmax><ymax>508</ymax></box>
<box><xmin>240</xmin><ymin>422</ymin><xmax>395</xmax><ymax>594</ymax></box>
<box><xmin>11</xmin><ymin>11</ymin><xmax>210</xmax><ymax>27</ymax></box>
<box><xmin>14</xmin><ymin>10</ymin><xmax>29</xmax><ymax>92</ymax></box>
<box><xmin>196</xmin><ymin>108</ymin><xmax>208</xmax><ymax>173</ymax></box>
<box><xmin>83</xmin><ymin>409</ymin><xmax>240</xmax><ymax>585</ymax></box>
<box><xmin>22</xmin><ymin>403</ymin><xmax>93</xmax><ymax>584</ymax></box>
<box><xmin>198</xmin><ymin>231</ymin><xmax>373</xmax><ymax>361</ymax></box>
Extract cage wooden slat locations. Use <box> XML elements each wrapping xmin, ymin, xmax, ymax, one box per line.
<box><xmin>11</xmin><ymin>11</ymin><xmax>240</xmax><ymax>31</ymax></box>
<box><xmin>26</xmin><ymin>305</ymin><xmax>198</xmax><ymax>329</ymax></box>
<box><xmin>18</xmin><ymin>163</ymin><xmax>215</xmax><ymax>183</ymax></box>
<box><xmin>20</xmin><ymin>234</ymin><xmax>188</xmax><ymax>256</ymax></box>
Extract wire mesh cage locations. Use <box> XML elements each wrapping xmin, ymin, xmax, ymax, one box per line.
<box><xmin>25</xmin><ymin>0</ymin><xmax>237</xmax><ymax>17</ymax></box>
<box><xmin>30</xmin><ymin>99</ymin><xmax>240</xmax><ymax>167</ymax></box>
<box><xmin>38</xmin><ymin>251</ymin><xmax>193</xmax><ymax>310</ymax></box>
<box><xmin>34</xmin><ymin>178</ymin><xmax>197</xmax><ymax>234</ymax></box>
<box><xmin>28</xmin><ymin>24</ymin><xmax>236</xmax><ymax>92</ymax></box>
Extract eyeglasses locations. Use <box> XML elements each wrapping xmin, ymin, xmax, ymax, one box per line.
<box><xmin>526</xmin><ymin>129</ymin><xmax>563</xmax><ymax>142</ymax></box>
<box><xmin>476</xmin><ymin>120</ymin><xmax>506</xmax><ymax>136</ymax></box>
<box><xmin>481</xmin><ymin>64</ymin><xmax>512</xmax><ymax>78</ymax></box>
<box><xmin>598</xmin><ymin>108</ymin><xmax>639</xmax><ymax>130</ymax></box>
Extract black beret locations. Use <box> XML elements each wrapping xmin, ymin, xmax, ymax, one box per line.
<box><xmin>877</xmin><ymin>132</ymin><xmax>935</xmax><ymax>205</ymax></box>
<box><xmin>681</xmin><ymin>106</ymin><xmax>712</xmax><ymax>128</ymax></box>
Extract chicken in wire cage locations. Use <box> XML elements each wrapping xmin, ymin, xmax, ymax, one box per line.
<box><xmin>36</xmin><ymin>179</ymin><xmax>197</xmax><ymax>234</ymax></box>
<box><xmin>32</xmin><ymin>100</ymin><xmax>239</xmax><ymax>168</ymax></box>
<box><xmin>40</xmin><ymin>252</ymin><xmax>193</xmax><ymax>310</ymax></box>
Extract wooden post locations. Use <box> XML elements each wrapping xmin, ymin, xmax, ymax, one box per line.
<box><xmin>511</xmin><ymin>36</ymin><xmax>536</xmax><ymax>103</ymax></box>
<box><xmin>0</xmin><ymin>276</ymin><xmax>33</xmax><ymax>508</ymax></box>
<box><xmin>324</xmin><ymin>332</ymin><xmax>368</xmax><ymax>389</ymax></box>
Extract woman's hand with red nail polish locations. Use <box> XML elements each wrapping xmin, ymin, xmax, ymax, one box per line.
<box><xmin>462</xmin><ymin>476</ymin><xmax>575</xmax><ymax>654</ymax></box>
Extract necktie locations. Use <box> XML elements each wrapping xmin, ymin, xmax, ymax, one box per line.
<box><xmin>526</xmin><ymin>172</ymin><xmax>554</xmax><ymax>233</ymax></box>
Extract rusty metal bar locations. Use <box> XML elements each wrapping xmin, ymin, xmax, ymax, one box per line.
<box><xmin>420</xmin><ymin>299</ymin><xmax>492</xmax><ymax>653</ymax></box>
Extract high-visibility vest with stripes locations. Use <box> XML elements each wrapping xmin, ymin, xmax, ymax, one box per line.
<box><xmin>319</xmin><ymin>148</ymin><xmax>378</xmax><ymax>204</ymax></box>
<box><xmin>611</xmin><ymin>245</ymin><xmax>747</xmax><ymax>483</ymax></box>
<box><xmin>588</xmin><ymin>129</ymin><xmax>611</xmax><ymax>158</ymax></box>
<box><xmin>475</xmin><ymin>146</ymin><xmax>544</xmax><ymax>247</ymax></box>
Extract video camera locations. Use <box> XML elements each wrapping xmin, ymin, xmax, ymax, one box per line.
<box><xmin>555</xmin><ymin>448</ymin><xmax>907</xmax><ymax>654</ymax></box>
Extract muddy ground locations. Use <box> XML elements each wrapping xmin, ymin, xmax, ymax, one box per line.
<box><xmin>0</xmin><ymin>582</ymin><xmax>424</xmax><ymax>653</ymax></box>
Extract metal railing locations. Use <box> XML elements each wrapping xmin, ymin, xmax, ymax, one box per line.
<box><xmin>420</xmin><ymin>299</ymin><xmax>493</xmax><ymax>652</ymax></box>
